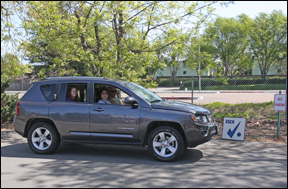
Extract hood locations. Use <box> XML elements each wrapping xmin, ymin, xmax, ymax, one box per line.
<box><xmin>151</xmin><ymin>100</ymin><xmax>211</xmax><ymax>115</ymax></box>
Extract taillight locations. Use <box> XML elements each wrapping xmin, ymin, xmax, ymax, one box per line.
<box><xmin>16</xmin><ymin>101</ymin><xmax>20</xmax><ymax>115</ymax></box>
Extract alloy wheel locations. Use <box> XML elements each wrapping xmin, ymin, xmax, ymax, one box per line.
<box><xmin>152</xmin><ymin>131</ymin><xmax>178</xmax><ymax>158</ymax></box>
<box><xmin>31</xmin><ymin>127</ymin><xmax>52</xmax><ymax>150</ymax></box>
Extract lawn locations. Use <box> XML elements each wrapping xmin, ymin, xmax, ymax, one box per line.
<box><xmin>179</xmin><ymin>84</ymin><xmax>286</xmax><ymax>90</ymax></box>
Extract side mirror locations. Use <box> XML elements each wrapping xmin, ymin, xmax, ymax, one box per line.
<box><xmin>124</xmin><ymin>97</ymin><xmax>138</xmax><ymax>108</ymax></box>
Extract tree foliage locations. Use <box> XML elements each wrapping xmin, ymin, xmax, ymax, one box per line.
<box><xmin>197</xmin><ymin>10</ymin><xmax>287</xmax><ymax>80</ymax></box>
<box><xmin>1</xmin><ymin>53</ymin><xmax>20</xmax><ymax>79</ymax></box>
<box><xmin>203</xmin><ymin>14</ymin><xmax>253</xmax><ymax>77</ymax></box>
<box><xmin>248</xmin><ymin>10</ymin><xmax>287</xmax><ymax>80</ymax></box>
<box><xmin>1</xmin><ymin>1</ymin><xmax>28</xmax><ymax>53</ymax></box>
<box><xmin>22</xmin><ymin>1</ymin><xmax>230</xmax><ymax>86</ymax></box>
<box><xmin>1</xmin><ymin>1</ymin><xmax>31</xmax><ymax>84</ymax></box>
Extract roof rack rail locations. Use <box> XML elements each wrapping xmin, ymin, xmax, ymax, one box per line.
<box><xmin>39</xmin><ymin>76</ymin><xmax>109</xmax><ymax>80</ymax></box>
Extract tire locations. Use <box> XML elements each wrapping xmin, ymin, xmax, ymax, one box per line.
<box><xmin>27</xmin><ymin>122</ymin><xmax>60</xmax><ymax>154</ymax></box>
<box><xmin>148</xmin><ymin>126</ymin><xmax>185</xmax><ymax>162</ymax></box>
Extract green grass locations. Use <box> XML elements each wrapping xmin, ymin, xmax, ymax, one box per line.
<box><xmin>202</xmin><ymin>101</ymin><xmax>279</xmax><ymax>120</ymax></box>
<box><xmin>179</xmin><ymin>84</ymin><xmax>286</xmax><ymax>90</ymax></box>
<box><xmin>269</xmin><ymin>115</ymin><xmax>277</xmax><ymax>119</ymax></box>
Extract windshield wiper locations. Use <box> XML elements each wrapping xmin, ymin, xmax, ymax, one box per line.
<box><xmin>150</xmin><ymin>100</ymin><xmax>162</xmax><ymax>103</ymax></box>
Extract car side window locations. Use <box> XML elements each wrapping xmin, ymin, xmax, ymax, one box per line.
<box><xmin>66</xmin><ymin>83</ymin><xmax>87</xmax><ymax>102</ymax></box>
<box><xmin>94</xmin><ymin>84</ymin><xmax>130</xmax><ymax>105</ymax></box>
<box><xmin>40</xmin><ymin>84</ymin><xmax>56</xmax><ymax>101</ymax></box>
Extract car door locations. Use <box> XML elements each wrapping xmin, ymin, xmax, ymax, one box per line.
<box><xmin>49</xmin><ymin>82</ymin><xmax>90</xmax><ymax>142</ymax></box>
<box><xmin>89</xmin><ymin>82</ymin><xmax>141</xmax><ymax>144</ymax></box>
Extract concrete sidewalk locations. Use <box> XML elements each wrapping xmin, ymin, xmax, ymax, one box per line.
<box><xmin>148</xmin><ymin>87</ymin><xmax>219</xmax><ymax>93</ymax></box>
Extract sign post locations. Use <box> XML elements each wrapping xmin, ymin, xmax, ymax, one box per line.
<box><xmin>274</xmin><ymin>91</ymin><xmax>287</xmax><ymax>138</ymax></box>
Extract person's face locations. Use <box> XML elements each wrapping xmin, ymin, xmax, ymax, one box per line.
<box><xmin>109</xmin><ymin>87</ymin><xmax>117</xmax><ymax>98</ymax></box>
<box><xmin>70</xmin><ymin>88</ymin><xmax>77</xmax><ymax>98</ymax></box>
<box><xmin>101</xmin><ymin>90</ymin><xmax>108</xmax><ymax>100</ymax></box>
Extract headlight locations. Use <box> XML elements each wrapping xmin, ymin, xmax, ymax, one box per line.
<box><xmin>191</xmin><ymin>115</ymin><xmax>208</xmax><ymax>123</ymax></box>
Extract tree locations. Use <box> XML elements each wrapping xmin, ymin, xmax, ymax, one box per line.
<box><xmin>248</xmin><ymin>10</ymin><xmax>287</xmax><ymax>80</ymax></box>
<box><xmin>0</xmin><ymin>52</ymin><xmax>25</xmax><ymax>123</ymax></box>
<box><xmin>1</xmin><ymin>1</ymin><xmax>30</xmax><ymax>83</ymax></box>
<box><xmin>275</xmin><ymin>41</ymin><xmax>287</xmax><ymax>75</ymax></box>
<box><xmin>22</xmin><ymin>1</ymin><xmax>231</xmax><ymax>85</ymax></box>
<box><xmin>1</xmin><ymin>53</ymin><xmax>30</xmax><ymax>80</ymax></box>
<box><xmin>184</xmin><ymin>33</ymin><xmax>217</xmax><ymax>77</ymax></box>
<box><xmin>1</xmin><ymin>2</ymin><xmax>28</xmax><ymax>122</ymax></box>
<box><xmin>204</xmin><ymin>14</ymin><xmax>253</xmax><ymax>77</ymax></box>
<box><xmin>1</xmin><ymin>1</ymin><xmax>28</xmax><ymax>55</ymax></box>
<box><xmin>157</xmin><ymin>40</ymin><xmax>187</xmax><ymax>78</ymax></box>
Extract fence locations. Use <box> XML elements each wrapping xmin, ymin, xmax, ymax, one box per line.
<box><xmin>5</xmin><ymin>79</ymin><xmax>33</xmax><ymax>91</ymax></box>
<box><xmin>155</xmin><ymin>75</ymin><xmax>286</xmax><ymax>90</ymax></box>
<box><xmin>152</xmin><ymin>75</ymin><xmax>286</xmax><ymax>103</ymax></box>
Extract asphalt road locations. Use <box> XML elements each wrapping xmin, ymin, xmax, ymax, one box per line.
<box><xmin>1</xmin><ymin>131</ymin><xmax>287</xmax><ymax>188</ymax></box>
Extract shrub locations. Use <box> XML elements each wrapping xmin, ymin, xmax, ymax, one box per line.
<box><xmin>1</xmin><ymin>79</ymin><xmax>19</xmax><ymax>123</ymax></box>
<box><xmin>157</xmin><ymin>78</ymin><xmax>193</xmax><ymax>87</ymax></box>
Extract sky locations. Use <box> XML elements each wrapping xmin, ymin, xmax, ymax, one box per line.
<box><xmin>213</xmin><ymin>1</ymin><xmax>287</xmax><ymax>19</ymax></box>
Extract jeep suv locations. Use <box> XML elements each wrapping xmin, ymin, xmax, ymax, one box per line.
<box><xmin>14</xmin><ymin>77</ymin><xmax>218</xmax><ymax>161</ymax></box>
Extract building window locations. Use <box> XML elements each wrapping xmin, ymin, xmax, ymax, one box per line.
<box><xmin>183</xmin><ymin>71</ymin><xmax>187</xmax><ymax>74</ymax></box>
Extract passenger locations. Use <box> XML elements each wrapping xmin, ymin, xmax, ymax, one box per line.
<box><xmin>108</xmin><ymin>86</ymin><xmax>123</xmax><ymax>105</ymax></box>
<box><xmin>66</xmin><ymin>86</ymin><xmax>79</xmax><ymax>101</ymax></box>
<box><xmin>97</xmin><ymin>88</ymin><xmax>112</xmax><ymax>104</ymax></box>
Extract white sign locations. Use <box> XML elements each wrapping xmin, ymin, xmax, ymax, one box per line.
<box><xmin>222</xmin><ymin>117</ymin><xmax>246</xmax><ymax>141</ymax></box>
<box><xmin>274</xmin><ymin>94</ymin><xmax>287</xmax><ymax>111</ymax></box>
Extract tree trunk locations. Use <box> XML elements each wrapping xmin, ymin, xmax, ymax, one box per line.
<box><xmin>224</xmin><ymin>64</ymin><xmax>229</xmax><ymax>76</ymax></box>
<box><xmin>112</xmin><ymin>9</ymin><xmax>125</xmax><ymax>78</ymax></box>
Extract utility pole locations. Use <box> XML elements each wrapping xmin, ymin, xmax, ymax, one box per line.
<box><xmin>198</xmin><ymin>32</ymin><xmax>201</xmax><ymax>91</ymax></box>
<box><xmin>21</xmin><ymin>50</ymin><xmax>27</xmax><ymax>91</ymax></box>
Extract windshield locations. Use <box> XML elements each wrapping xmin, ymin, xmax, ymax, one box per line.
<box><xmin>120</xmin><ymin>81</ymin><xmax>163</xmax><ymax>103</ymax></box>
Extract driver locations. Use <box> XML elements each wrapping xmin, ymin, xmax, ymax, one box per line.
<box><xmin>108</xmin><ymin>86</ymin><xmax>123</xmax><ymax>105</ymax></box>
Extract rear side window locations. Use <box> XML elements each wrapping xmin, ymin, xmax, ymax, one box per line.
<box><xmin>66</xmin><ymin>83</ymin><xmax>87</xmax><ymax>102</ymax></box>
<box><xmin>40</xmin><ymin>84</ymin><xmax>56</xmax><ymax>101</ymax></box>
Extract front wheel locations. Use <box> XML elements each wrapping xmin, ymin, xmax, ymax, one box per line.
<box><xmin>27</xmin><ymin>122</ymin><xmax>60</xmax><ymax>154</ymax></box>
<box><xmin>148</xmin><ymin>126</ymin><xmax>185</xmax><ymax>162</ymax></box>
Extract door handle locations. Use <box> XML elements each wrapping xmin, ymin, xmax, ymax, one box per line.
<box><xmin>93</xmin><ymin>108</ymin><xmax>105</xmax><ymax>112</ymax></box>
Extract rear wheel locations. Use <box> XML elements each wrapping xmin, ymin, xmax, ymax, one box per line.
<box><xmin>27</xmin><ymin>122</ymin><xmax>60</xmax><ymax>154</ymax></box>
<box><xmin>148</xmin><ymin>126</ymin><xmax>185</xmax><ymax>162</ymax></box>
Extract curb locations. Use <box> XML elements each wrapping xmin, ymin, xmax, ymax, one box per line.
<box><xmin>154</xmin><ymin>91</ymin><xmax>220</xmax><ymax>94</ymax></box>
<box><xmin>160</xmin><ymin>96</ymin><xmax>203</xmax><ymax>100</ymax></box>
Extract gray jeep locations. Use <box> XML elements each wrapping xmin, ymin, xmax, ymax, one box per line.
<box><xmin>14</xmin><ymin>77</ymin><xmax>218</xmax><ymax>161</ymax></box>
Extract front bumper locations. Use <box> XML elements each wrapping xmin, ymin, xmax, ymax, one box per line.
<box><xmin>186</xmin><ymin>123</ymin><xmax>218</xmax><ymax>147</ymax></box>
<box><xmin>201</xmin><ymin>124</ymin><xmax>218</xmax><ymax>138</ymax></box>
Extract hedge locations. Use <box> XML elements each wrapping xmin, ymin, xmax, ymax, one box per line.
<box><xmin>1</xmin><ymin>79</ymin><xmax>19</xmax><ymax>123</ymax></box>
<box><xmin>156</xmin><ymin>76</ymin><xmax>286</xmax><ymax>87</ymax></box>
